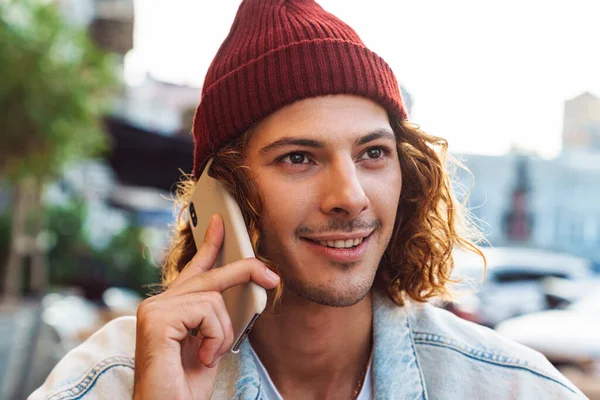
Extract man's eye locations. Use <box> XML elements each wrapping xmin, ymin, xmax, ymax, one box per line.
<box><xmin>281</xmin><ymin>152</ymin><xmax>309</xmax><ymax>164</ymax></box>
<box><xmin>359</xmin><ymin>146</ymin><xmax>389</xmax><ymax>160</ymax></box>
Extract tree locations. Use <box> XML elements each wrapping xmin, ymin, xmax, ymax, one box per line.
<box><xmin>0</xmin><ymin>0</ymin><xmax>117</xmax><ymax>300</ymax></box>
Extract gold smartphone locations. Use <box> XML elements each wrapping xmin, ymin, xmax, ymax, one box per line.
<box><xmin>189</xmin><ymin>158</ymin><xmax>267</xmax><ymax>353</ymax></box>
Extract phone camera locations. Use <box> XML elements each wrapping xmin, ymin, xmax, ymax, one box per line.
<box><xmin>189</xmin><ymin>202</ymin><xmax>198</xmax><ymax>227</ymax></box>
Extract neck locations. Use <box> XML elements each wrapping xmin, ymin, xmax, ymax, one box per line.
<box><xmin>249</xmin><ymin>290</ymin><xmax>373</xmax><ymax>400</ymax></box>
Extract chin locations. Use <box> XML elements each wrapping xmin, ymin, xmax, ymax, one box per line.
<box><xmin>284</xmin><ymin>274</ymin><xmax>374</xmax><ymax>308</ymax></box>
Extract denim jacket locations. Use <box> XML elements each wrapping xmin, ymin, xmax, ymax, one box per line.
<box><xmin>29</xmin><ymin>292</ymin><xmax>585</xmax><ymax>399</ymax></box>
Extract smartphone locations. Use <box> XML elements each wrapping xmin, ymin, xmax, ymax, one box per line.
<box><xmin>188</xmin><ymin>158</ymin><xmax>267</xmax><ymax>353</ymax></box>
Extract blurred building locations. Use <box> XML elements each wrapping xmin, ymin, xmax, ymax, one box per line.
<box><xmin>502</xmin><ymin>155</ymin><xmax>533</xmax><ymax>244</ymax></box>
<box><xmin>454</xmin><ymin>91</ymin><xmax>600</xmax><ymax>268</ymax></box>
<box><xmin>562</xmin><ymin>92</ymin><xmax>600</xmax><ymax>152</ymax></box>
<box><xmin>89</xmin><ymin>0</ymin><xmax>134</xmax><ymax>55</ymax></box>
<box><xmin>455</xmin><ymin>150</ymin><xmax>600</xmax><ymax>266</ymax></box>
<box><xmin>57</xmin><ymin>0</ymin><xmax>134</xmax><ymax>55</ymax></box>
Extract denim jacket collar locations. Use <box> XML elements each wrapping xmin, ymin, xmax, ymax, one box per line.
<box><xmin>212</xmin><ymin>292</ymin><xmax>427</xmax><ymax>400</ymax></box>
<box><xmin>372</xmin><ymin>293</ymin><xmax>427</xmax><ymax>400</ymax></box>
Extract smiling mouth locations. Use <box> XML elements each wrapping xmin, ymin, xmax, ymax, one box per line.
<box><xmin>303</xmin><ymin>233</ymin><xmax>372</xmax><ymax>249</ymax></box>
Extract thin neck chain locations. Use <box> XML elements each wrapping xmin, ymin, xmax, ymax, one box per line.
<box><xmin>351</xmin><ymin>360</ymin><xmax>369</xmax><ymax>399</ymax></box>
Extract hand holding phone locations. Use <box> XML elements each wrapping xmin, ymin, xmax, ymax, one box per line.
<box><xmin>188</xmin><ymin>158</ymin><xmax>269</xmax><ymax>353</ymax></box>
<box><xmin>133</xmin><ymin>215</ymin><xmax>279</xmax><ymax>400</ymax></box>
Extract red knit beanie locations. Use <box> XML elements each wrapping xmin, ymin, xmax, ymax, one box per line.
<box><xmin>192</xmin><ymin>0</ymin><xmax>407</xmax><ymax>178</ymax></box>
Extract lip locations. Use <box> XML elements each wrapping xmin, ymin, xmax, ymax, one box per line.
<box><xmin>302</xmin><ymin>231</ymin><xmax>373</xmax><ymax>242</ymax></box>
<box><xmin>301</xmin><ymin>232</ymin><xmax>372</xmax><ymax>262</ymax></box>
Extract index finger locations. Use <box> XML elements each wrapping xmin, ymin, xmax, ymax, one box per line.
<box><xmin>169</xmin><ymin>257</ymin><xmax>280</xmax><ymax>296</ymax></box>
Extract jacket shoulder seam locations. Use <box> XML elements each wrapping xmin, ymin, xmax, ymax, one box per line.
<box><xmin>46</xmin><ymin>356</ymin><xmax>134</xmax><ymax>400</ymax></box>
<box><xmin>413</xmin><ymin>332</ymin><xmax>580</xmax><ymax>396</ymax></box>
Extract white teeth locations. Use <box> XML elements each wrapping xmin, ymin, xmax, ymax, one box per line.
<box><xmin>317</xmin><ymin>238</ymin><xmax>364</xmax><ymax>248</ymax></box>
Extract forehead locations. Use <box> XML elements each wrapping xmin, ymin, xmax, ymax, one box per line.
<box><xmin>248</xmin><ymin>95</ymin><xmax>392</xmax><ymax>146</ymax></box>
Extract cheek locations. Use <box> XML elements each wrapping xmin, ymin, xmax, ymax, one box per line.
<box><xmin>365</xmin><ymin>168</ymin><xmax>402</xmax><ymax>217</ymax></box>
<box><xmin>256</xmin><ymin>175</ymin><xmax>314</xmax><ymax>236</ymax></box>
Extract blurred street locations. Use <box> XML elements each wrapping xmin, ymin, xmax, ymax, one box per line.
<box><xmin>0</xmin><ymin>288</ymin><xmax>143</xmax><ymax>399</ymax></box>
<box><xmin>0</xmin><ymin>300</ymin><xmax>48</xmax><ymax>400</ymax></box>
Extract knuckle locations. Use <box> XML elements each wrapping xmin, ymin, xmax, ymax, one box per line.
<box><xmin>137</xmin><ymin>302</ymin><xmax>160</xmax><ymax>330</ymax></box>
<box><xmin>180</xmin><ymin>258</ymin><xmax>194</xmax><ymax>272</ymax></box>
<box><xmin>203</xmin><ymin>299</ymin><xmax>216</xmax><ymax>313</ymax></box>
<box><xmin>185</xmin><ymin>296</ymin><xmax>202</xmax><ymax>311</ymax></box>
<box><xmin>206</xmin><ymin>290</ymin><xmax>223</xmax><ymax>304</ymax></box>
<box><xmin>251</xmin><ymin>257</ymin><xmax>266</xmax><ymax>268</ymax></box>
<box><xmin>187</xmin><ymin>254</ymin><xmax>205</xmax><ymax>270</ymax></box>
<box><xmin>136</xmin><ymin>297</ymin><xmax>156</xmax><ymax>318</ymax></box>
<box><xmin>194</xmin><ymin>299</ymin><xmax>215</xmax><ymax>316</ymax></box>
<box><xmin>249</xmin><ymin>258</ymin><xmax>266</xmax><ymax>273</ymax></box>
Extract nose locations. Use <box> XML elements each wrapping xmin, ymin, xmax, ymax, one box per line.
<box><xmin>320</xmin><ymin>159</ymin><xmax>370</xmax><ymax>218</ymax></box>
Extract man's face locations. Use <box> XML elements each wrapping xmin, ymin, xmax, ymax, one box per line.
<box><xmin>245</xmin><ymin>95</ymin><xmax>402</xmax><ymax>307</ymax></box>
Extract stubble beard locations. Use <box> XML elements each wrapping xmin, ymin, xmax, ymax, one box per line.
<box><xmin>283</xmin><ymin>265</ymin><xmax>376</xmax><ymax>307</ymax></box>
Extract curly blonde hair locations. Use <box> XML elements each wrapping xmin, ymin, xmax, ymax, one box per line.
<box><xmin>162</xmin><ymin>117</ymin><xmax>485</xmax><ymax>305</ymax></box>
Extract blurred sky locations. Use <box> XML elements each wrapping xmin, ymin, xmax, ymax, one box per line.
<box><xmin>127</xmin><ymin>0</ymin><xmax>600</xmax><ymax>158</ymax></box>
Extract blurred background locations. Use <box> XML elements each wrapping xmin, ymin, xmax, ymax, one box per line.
<box><xmin>1</xmin><ymin>0</ymin><xmax>599</xmax><ymax>398</ymax></box>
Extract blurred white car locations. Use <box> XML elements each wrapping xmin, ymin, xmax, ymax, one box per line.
<box><xmin>41</xmin><ymin>287</ymin><xmax>143</xmax><ymax>353</ymax></box>
<box><xmin>102</xmin><ymin>287</ymin><xmax>143</xmax><ymax>316</ymax></box>
<box><xmin>495</xmin><ymin>291</ymin><xmax>600</xmax><ymax>397</ymax></box>
<box><xmin>447</xmin><ymin>247</ymin><xmax>594</xmax><ymax>327</ymax></box>
<box><xmin>42</xmin><ymin>291</ymin><xmax>102</xmax><ymax>352</ymax></box>
<box><xmin>495</xmin><ymin>291</ymin><xmax>600</xmax><ymax>367</ymax></box>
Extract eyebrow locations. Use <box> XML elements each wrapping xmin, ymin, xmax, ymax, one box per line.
<box><xmin>355</xmin><ymin>128</ymin><xmax>396</xmax><ymax>146</ymax></box>
<box><xmin>258</xmin><ymin>128</ymin><xmax>396</xmax><ymax>155</ymax></box>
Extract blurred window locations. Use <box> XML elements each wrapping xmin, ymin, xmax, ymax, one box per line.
<box><xmin>493</xmin><ymin>269</ymin><xmax>568</xmax><ymax>283</ymax></box>
<box><xmin>570</xmin><ymin>215</ymin><xmax>584</xmax><ymax>244</ymax></box>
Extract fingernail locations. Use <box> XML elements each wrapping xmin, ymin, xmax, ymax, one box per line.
<box><xmin>265</xmin><ymin>267</ymin><xmax>280</xmax><ymax>282</ymax></box>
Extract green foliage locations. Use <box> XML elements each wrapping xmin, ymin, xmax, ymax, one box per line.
<box><xmin>0</xmin><ymin>0</ymin><xmax>118</xmax><ymax>180</ymax></box>
<box><xmin>45</xmin><ymin>200</ymin><xmax>161</xmax><ymax>297</ymax></box>
<box><xmin>97</xmin><ymin>226</ymin><xmax>161</xmax><ymax>296</ymax></box>
<box><xmin>45</xmin><ymin>199</ymin><xmax>91</xmax><ymax>284</ymax></box>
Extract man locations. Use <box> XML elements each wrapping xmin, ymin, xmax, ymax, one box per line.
<box><xmin>30</xmin><ymin>1</ymin><xmax>585</xmax><ymax>399</ymax></box>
